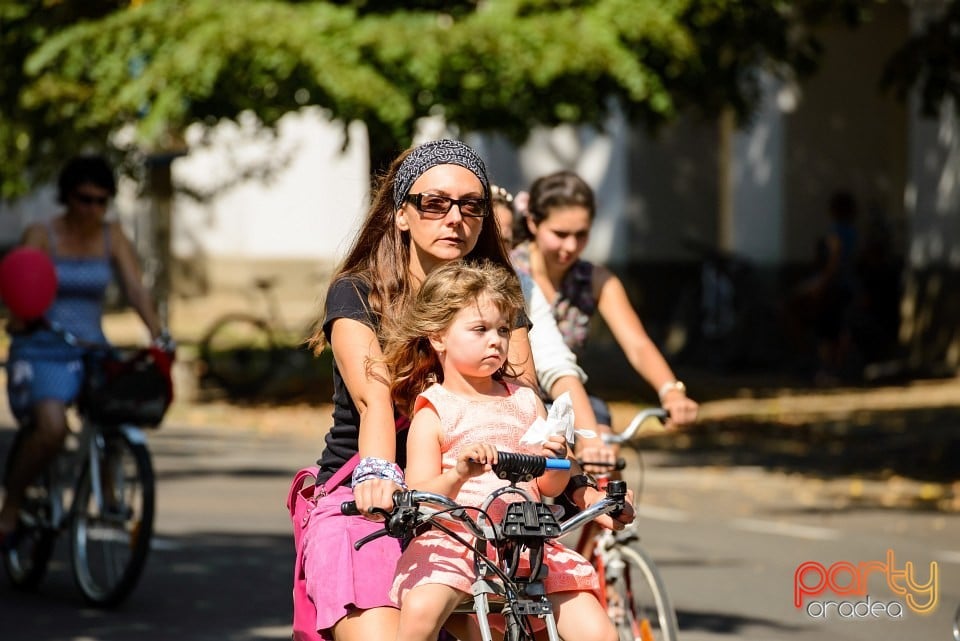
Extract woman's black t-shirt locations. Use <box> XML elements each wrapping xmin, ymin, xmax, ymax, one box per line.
<box><xmin>316</xmin><ymin>276</ymin><xmax>408</xmax><ymax>485</ymax></box>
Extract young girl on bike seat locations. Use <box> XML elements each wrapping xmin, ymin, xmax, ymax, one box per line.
<box><xmin>383</xmin><ymin>260</ymin><xmax>617</xmax><ymax>641</ymax></box>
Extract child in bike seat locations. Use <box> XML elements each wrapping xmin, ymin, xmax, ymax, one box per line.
<box><xmin>381</xmin><ymin>260</ymin><xmax>617</xmax><ymax>641</ymax></box>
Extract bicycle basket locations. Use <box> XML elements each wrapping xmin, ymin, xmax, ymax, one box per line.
<box><xmin>79</xmin><ymin>346</ymin><xmax>174</xmax><ymax>427</ymax></box>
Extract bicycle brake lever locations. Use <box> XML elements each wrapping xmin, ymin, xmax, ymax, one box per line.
<box><xmin>353</xmin><ymin>528</ymin><xmax>390</xmax><ymax>551</ymax></box>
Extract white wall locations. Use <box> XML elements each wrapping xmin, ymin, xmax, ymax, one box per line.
<box><xmin>732</xmin><ymin>72</ymin><xmax>787</xmax><ymax>265</ymax></box>
<box><xmin>473</xmin><ymin>105</ymin><xmax>632</xmax><ymax>265</ymax></box>
<box><xmin>172</xmin><ymin>109</ymin><xmax>369</xmax><ymax>264</ymax></box>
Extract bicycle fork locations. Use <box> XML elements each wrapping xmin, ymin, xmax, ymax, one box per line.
<box><xmin>468</xmin><ymin>581</ymin><xmax>562</xmax><ymax>641</ymax></box>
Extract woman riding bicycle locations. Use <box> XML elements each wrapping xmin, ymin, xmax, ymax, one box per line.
<box><xmin>492</xmin><ymin>185</ymin><xmax>613</xmax><ymax>470</ymax></box>
<box><xmin>511</xmin><ymin>170</ymin><xmax>698</xmax><ymax>433</ymax></box>
<box><xmin>296</xmin><ymin>141</ymin><xmax>633</xmax><ymax>641</ymax></box>
<box><xmin>0</xmin><ymin>154</ymin><xmax>163</xmax><ymax>548</ymax></box>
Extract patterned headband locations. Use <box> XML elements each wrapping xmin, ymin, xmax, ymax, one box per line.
<box><xmin>393</xmin><ymin>139</ymin><xmax>490</xmax><ymax>210</ymax></box>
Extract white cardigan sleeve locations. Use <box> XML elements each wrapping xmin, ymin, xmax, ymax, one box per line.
<box><xmin>519</xmin><ymin>272</ymin><xmax>588</xmax><ymax>393</ymax></box>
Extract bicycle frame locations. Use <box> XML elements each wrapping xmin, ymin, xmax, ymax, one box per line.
<box><xmin>22</xmin><ymin>417</ymin><xmax>145</xmax><ymax>538</ymax></box>
<box><xmin>574</xmin><ymin>408</ymin><xmax>680</xmax><ymax>641</ymax></box>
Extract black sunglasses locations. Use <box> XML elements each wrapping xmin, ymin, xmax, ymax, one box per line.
<box><xmin>406</xmin><ymin>193</ymin><xmax>488</xmax><ymax>219</ymax></box>
<box><xmin>71</xmin><ymin>193</ymin><xmax>109</xmax><ymax>206</ymax></box>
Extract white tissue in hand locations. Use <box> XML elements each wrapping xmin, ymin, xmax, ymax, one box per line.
<box><xmin>519</xmin><ymin>392</ymin><xmax>597</xmax><ymax>446</ymax></box>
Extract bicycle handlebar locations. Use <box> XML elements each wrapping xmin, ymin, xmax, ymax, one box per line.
<box><xmin>341</xmin><ymin>452</ymin><xmax>579</xmax><ymax>551</ymax></box>
<box><xmin>341</xmin><ymin>481</ymin><xmax>628</xmax><ymax>550</ymax></box>
<box><xmin>340</xmin><ymin>452</ymin><xmax>569</xmax><ymax>516</ymax></box>
<box><xmin>602</xmin><ymin>408</ymin><xmax>669</xmax><ymax>445</ymax></box>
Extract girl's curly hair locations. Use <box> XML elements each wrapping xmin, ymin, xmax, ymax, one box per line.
<box><xmin>380</xmin><ymin>259</ymin><xmax>524</xmax><ymax>416</ymax></box>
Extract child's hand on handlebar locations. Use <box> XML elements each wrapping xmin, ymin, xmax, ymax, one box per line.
<box><xmin>457</xmin><ymin>443</ymin><xmax>498</xmax><ymax>480</ymax></box>
<box><xmin>541</xmin><ymin>434</ymin><xmax>568</xmax><ymax>460</ymax></box>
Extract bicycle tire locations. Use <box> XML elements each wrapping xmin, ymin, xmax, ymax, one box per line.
<box><xmin>609</xmin><ymin>545</ymin><xmax>679</xmax><ymax>641</ymax></box>
<box><xmin>2</xmin><ymin>432</ymin><xmax>56</xmax><ymax>591</ymax></box>
<box><xmin>70</xmin><ymin>428</ymin><xmax>155</xmax><ymax>607</ymax></box>
<box><xmin>198</xmin><ymin>313</ymin><xmax>277</xmax><ymax>396</ymax></box>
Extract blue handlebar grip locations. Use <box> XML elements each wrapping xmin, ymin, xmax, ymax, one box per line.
<box><xmin>545</xmin><ymin>458</ymin><xmax>572</xmax><ymax>470</ymax></box>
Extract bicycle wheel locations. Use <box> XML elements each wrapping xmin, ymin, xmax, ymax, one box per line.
<box><xmin>608</xmin><ymin>546</ymin><xmax>679</xmax><ymax>641</ymax></box>
<box><xmin>199</xmin><ymin>313</ymin><xmax>277</xmax><ymax>396</ymax></box>
<box><xmin>70</xmin><ymin>428</ymin><xmax>155</xmax><ymax>606</ymax></box>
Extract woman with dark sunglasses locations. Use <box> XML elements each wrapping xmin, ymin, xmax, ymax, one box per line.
<box><xmin>294</xmin><ymin>140</ymin><xmax>634</xmax><ymax>641</ymax></box>
<box><xmin>0</xmin><ymin>154</ymin><xmax>163</xmax><ymax>547</ymax></box>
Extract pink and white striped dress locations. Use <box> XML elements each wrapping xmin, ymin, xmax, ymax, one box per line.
<box><xmin>391</xmin><ymin>382</ymin><xmax>600</xmax><ymax>606</ymax></box>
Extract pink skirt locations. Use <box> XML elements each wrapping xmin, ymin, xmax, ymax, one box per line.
<box><xmin>302</xmin><ymin>484</ymin><xmax>402</xmax><ymax>639</ymax></box>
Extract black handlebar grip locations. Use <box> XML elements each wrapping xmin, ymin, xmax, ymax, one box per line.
<box><xmin>341</xmin><ymin>501</ymin><xmax>361</xmax><ymax>516</ymax></box>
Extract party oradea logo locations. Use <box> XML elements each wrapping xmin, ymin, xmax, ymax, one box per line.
<box><xmin>794</xmin><ymin>549</ymin><xmax>938</xmax><ymax>620</ymax></box>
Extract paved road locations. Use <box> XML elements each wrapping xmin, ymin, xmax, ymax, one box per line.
<box><xmin>0</xmin><ymin>420</ymin><xmax>303</xmax><ymax>641</ymax></box>
<box><xmin>627</xmin><ymin>447</ymin><xmax>960</xmax><ymax>641</ymax></box>
<box><xmin>1</xmin><ymin>415</ymin><xmax>958</xmax><ymax>641</ymax></box>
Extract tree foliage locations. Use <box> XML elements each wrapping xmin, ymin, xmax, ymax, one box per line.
<box><xmin>1</xmin><ymin>0</ymin><xmax>871</xmax><ymax>198</ymax></box>
<box><xmin>881</xmin><ymin>1</ymin><xmax>960</xmax><ymax>118</ymax></box>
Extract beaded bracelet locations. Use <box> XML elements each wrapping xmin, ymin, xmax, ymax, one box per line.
<box><xmin>352</xmin><ymin>456</ymin><xmax>406</xmax><ymax>488</ymax></box>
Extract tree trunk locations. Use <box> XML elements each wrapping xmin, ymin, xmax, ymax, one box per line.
<box><xmin>365</xmin><ymin>120</ymin><xmax>406</xmax><ymax>186</ymax></box>
<box><xmin>144</xmin><ymin>153</ymin><xmax>177</xmax><ymax>326</ymax></box>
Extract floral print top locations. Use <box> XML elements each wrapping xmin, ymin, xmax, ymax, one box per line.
<box><xmin>511</xmin><ymin>241</ymin><xmax>596</xmax><ymax>357</ymax></box>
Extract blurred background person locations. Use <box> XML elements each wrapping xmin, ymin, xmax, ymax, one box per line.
<box><xmin>511</xmin><ymin>170</ymin><xmax>698</xmax><ymax>431</ymax></box>
<box><xmin>0</xmin><ymin>154</ymin><xmax>163</xmax><ymax>545</ymax></box>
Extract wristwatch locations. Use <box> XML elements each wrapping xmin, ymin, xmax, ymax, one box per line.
<box><xmin>564</xmin><ymin>473</ymin><xmax>599</xmax><ymax>501</ymax></box>
<box><xmin>657</xmin><ymin>380</ymin><xmax>686</xmax><ymax>402</ymax></box>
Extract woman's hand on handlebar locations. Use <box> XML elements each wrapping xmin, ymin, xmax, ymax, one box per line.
<box><xmin>352</xmin><ymin>478</ymin><xmax>403</xmax><ymax>520</ymax></box>
<box><xmin>575</xmin><ymin>432</ymin><xmax>618</xmax><ymax>474</ymax></box>
<box><xmin>574</xmin><ymin>485</ymin><xmax>635</xmax><ymax>531</ymax></box>
<box><xmin>661</xmin><ymin>393</ymin><xmax>698</xmax><ymax>428</ymax></box>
